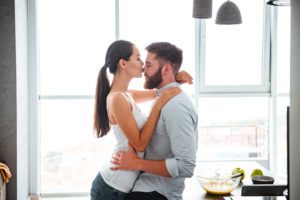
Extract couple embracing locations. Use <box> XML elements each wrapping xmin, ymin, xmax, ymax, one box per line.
<box><xmin>91</xmin><ymin>40</ymin><xmax>198</xmax><ymax>200</ymax></box>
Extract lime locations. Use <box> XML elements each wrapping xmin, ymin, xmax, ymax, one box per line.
<box><xmin>251</xmin><ymin>169</ymin><xmax>263</xmax><ymax>177</ymax></box>
<box><xmin>232</xmin><ymin>167</ymin><xmax>245</xmax><ymax>181</ymax></box>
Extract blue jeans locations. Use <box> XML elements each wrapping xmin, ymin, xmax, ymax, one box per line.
<box><xmin>125</xmin><ymin>191</ymin><xmax>167</xmax><ymax>200</ymax></box>
<box><xmin>90</xmin><ymin>172</ymin><xmax>128</xmax><ymax>200</ymax></box>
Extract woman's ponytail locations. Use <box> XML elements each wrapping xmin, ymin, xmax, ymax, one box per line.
<box><xmin>93</xmin><ymin>40</ymin><xmax>134</xmax><ymax>138</ymax></box>
<box><xmin>94</xmin><ymin>65</ymin><xmax>110</xmax><ymax>137</ymax></box>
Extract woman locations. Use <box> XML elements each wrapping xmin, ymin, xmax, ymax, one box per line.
<box><xmin>90</xmin><ymin>40</ymin><xmax>191</xmax><ymax>200</ymax></box>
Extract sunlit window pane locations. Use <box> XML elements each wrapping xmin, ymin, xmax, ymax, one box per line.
<box><xmin>197</xmin><ymin>97</ymin><xmax>269</xmax><ymax>160</ymax></box>
<box><xmin>205</xmin><ymin>0</ymin><xmax>264</xmax><ymax>86</ymax></box>
<box><xmin>38</xmin><ymin>0</ymin><xmax>115</xmax><ymax>95</ymax></box>
<box><xmin>119</xmin><ymin>0</ymin><xmax>195</xmax><ymax>94</ymax></box>
<box><xmin>40</xmin><ymin>99</ymin><xmax>116</xmax><ymax>193</ymax></box>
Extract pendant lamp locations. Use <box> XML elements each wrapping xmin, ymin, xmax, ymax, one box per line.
<box><xmin>193</xmin><ymin>0</ymin><xmax>212</xmax><ymax>19</ymax></box>
<box><xmin>215</xmin><ymin>0</ymin><xmax>242</xmax><ymax>25</ymax></box>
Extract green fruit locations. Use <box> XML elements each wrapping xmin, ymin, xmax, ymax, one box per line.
<box><xmin>251</xmin><ymin>169</ymin><xmax>263</xmax><ymax>177</ymax></box>
<box><xmin>233</xmin><ymin>167</ymin><xmax>245</xmax><ymax>181</ymax></box>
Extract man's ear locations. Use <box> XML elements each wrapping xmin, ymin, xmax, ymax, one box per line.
<box><xmin>162</xmin><ymin>63</ymin><xmax>172</xmax><ymax>75</ymax></box>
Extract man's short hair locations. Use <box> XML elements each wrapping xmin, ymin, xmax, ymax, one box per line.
<box><xmin>146</xmin><ymin>42</ymin><xmax>183</xmax><ymax>74</ymax></box>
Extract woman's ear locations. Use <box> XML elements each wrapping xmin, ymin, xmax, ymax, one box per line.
<box><xmin>118</xmin><ymin>59</ymin><xmax>127</xmax><ymax>69</ymax></box>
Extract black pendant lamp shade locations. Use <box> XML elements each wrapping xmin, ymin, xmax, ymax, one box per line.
<box><xmin>193</xmin><ymin>0</ymin><xmax>212</xmax><ymax>19</ymax></box>
<box><xmin>215</xmin><ymin>1</ymin><xmax>242</xmax><ymax>25</ymax></box>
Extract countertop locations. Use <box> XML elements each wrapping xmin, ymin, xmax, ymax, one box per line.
<box><xmin>182</xmin><ymin>161</ymin><xmax>281</xmax><ymax>200</ymax></box>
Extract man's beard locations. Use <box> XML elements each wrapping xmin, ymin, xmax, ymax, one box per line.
<box><xmin>144</xmin><ymin>66</ymin><xmax>163</xmax><ymax>89</ymax></box>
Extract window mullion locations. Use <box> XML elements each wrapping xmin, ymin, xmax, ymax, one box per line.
<box><xmin>262</xmin><ymin>1</ymin><xmax>272</xmax><ymax>93</ymax></box>
<box><xmin>268</xmin><ymin>3</ymin><xmax>279</xmax><ymax>175</ymax></box>
<box><xmin>115</xmin><ymin>0</ymin><xmax>119</xmax><ymax>40</ymax></box>
<box><xmin>28</xmin><ymin>0</ymin><xmax>40</xmax><ymax>196</ymax></box>
<box><xmin>195</xmin><ymin>19</ymin><xmax>203</xmax><ymax>107</ymax></box>
<box><xmin>39</xmin><ymin>95</ymin><xmax>94</xmax><ymax>100</ymax></box>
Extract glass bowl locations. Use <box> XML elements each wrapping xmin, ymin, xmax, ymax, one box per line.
<box><xmin>196</xmin><ymin>170</ymin><xmax>242</xmax><ymax>195</ymax></box>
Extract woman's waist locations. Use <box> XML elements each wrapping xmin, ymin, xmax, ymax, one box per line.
<box><xmin>99</xmin><ymin>162</ymin><xmax>141</xmax><ymax>191</ymax></box>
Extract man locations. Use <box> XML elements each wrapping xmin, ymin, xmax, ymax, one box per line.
<box><xmin>111</xmin><ymin>42</ymin><xmax>198</xmax><ymax>200</ymax></box>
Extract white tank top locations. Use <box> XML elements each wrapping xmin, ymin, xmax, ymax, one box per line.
<box><xmin>100</xmin><ymin>93</ymin><xmax>147</xmax><ymax>193</ymax></box>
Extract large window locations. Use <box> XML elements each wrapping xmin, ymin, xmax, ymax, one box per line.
<box><xmin>195</xmin><ymin>0</ymin><xmax>270</xmax><ymax>163</ymax></box>
<box><xmin>33</xmin><ymin>0</ymin><xmax>290</xmax><ymax>196</ymax></box>
<box><xmin>37</xmin><ymin>0</ymin><xmax>195</xmax><ymax>195</ymax></box>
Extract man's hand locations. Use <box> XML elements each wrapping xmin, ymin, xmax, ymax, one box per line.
<box><xmin>110</xmin><ymin>145</ymin><xmax>139</xmax><ymax>171</ymax></box>
<box><xmin>111</xmin><ymin>145</ymin><xmax>171</xmax><ymax>177</ymax></box>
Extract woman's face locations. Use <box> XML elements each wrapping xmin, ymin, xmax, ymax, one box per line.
<box><xmin>125</xmin><ymin>46</ymin><xmax>144</xmax><ymax>78</ymax></box>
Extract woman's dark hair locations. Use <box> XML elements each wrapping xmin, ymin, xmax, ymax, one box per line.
<box><xmin>94</xmin><ymin>40</ymin><xmax>134</xmax><ymax>137</ymax></box>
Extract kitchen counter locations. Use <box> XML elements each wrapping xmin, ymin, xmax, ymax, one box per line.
<box><xmin>182</xmin><ymin>161</ymin><xmax>282</xmax><ymax>200</ymax></box>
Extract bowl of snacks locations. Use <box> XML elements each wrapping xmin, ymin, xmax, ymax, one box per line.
<box><xmin>196</xmin><ymin>170</ymin><xmax>242</xmax><ymax>195</ymax></box>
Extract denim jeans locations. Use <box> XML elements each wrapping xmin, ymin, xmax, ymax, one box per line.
<box><xmin>90</xmin><ymin>172</ymin><xmax>128</xmax><ymax>200</ymax></box>
<box><xmin>125</xmin><ymin>191</ymin><xmax>167</xmax><ymax>200</ymax></box>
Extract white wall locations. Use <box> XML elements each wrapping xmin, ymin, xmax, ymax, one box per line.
<box><xmin>0</xmin><ymin>0</ymin><xmax>17</xmax><ymax>199</ymax></box>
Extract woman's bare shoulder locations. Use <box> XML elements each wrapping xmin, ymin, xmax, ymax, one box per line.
<box><xmin>108</xmin><ymin>92</ymin><xmax>132</xmax><ymax>109</ymax></box>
